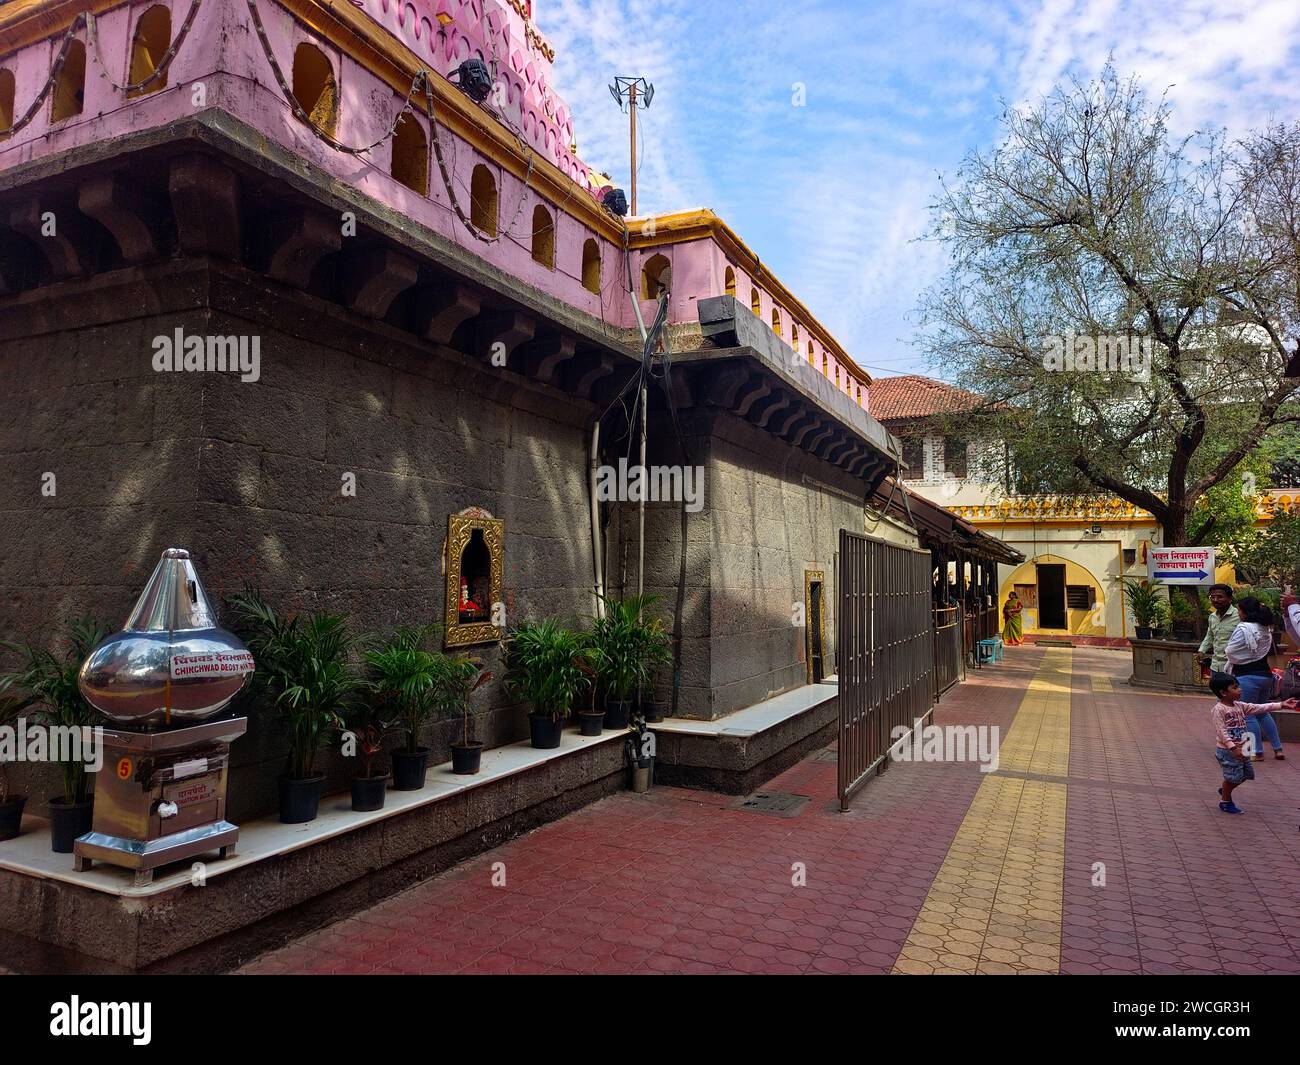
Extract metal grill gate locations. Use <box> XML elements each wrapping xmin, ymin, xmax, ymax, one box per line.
<box><xmin>933</xmin><ymin>605</ymin><xmax>963</xmax><ymax>697</ymax></box>
<box><xmin>836</xmin><ymin>530</ymin><xmax>936</xmax><ymax>810</ymax></box>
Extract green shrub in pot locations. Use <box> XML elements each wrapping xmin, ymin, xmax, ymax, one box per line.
<box><xmin>0</xmin><ymin>693</ymin><xmax>33</xmax><ymax>840</ymax></box>
<box><xmin>227</xmin><ymin>589</ymin><xmax>363</xmax><ymax>823</ymax></box>
<box><xmin>504</xmin><ymin>620</ymin><xmax>598</xmax><ymax>749</ymax></box>
<box><xmin>433</xmin><ymin>653</ymin><xmax>492</xmax><ymax>774</ymax></box>
<box><xmin>363</xmin><ymin>624</ymin><xmax>443</xmax><ymax>791</ymax></box>
<box><xmin>592</xmin><ymin>596</ymin><xmax>672</xmax><ymax>729</ymax></box>
<box><xmin>1</xmin><ymin>618</ymin><xmax>111</xmax><ymax>851</ymax></box>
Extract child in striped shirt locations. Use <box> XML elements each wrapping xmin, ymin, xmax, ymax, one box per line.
<box><xmin>1210</xmin><ymin>672</ymin><xmax>1297</xmax><ymax>814</ymax></box>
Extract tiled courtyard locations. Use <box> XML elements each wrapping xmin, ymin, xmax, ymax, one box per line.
<box><xmin>238</xmin><ymin>645</ymin><xmax>1300</xmax><ymax>975</ymax></box>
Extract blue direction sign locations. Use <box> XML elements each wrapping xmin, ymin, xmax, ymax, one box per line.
<box><xmin>1146</xmin><ymin>547</ymin><xmax>1215</xmax><ymax>586</ymax></box>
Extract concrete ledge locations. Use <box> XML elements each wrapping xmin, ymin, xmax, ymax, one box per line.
<box><xmin>0</xmin><ymin>729</ymin><xmax>627</xmax><ymax>973</ymax></box>
<box><xmin>652</xmin><ymin>682</ymin><xmax>839</xmax><ymax>794</ymax></box>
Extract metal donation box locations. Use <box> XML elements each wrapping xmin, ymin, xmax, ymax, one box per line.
<box><xmin>75</xmin><ymin>548</ymin><xmax>254</xmax><ymax>885</ymax></box>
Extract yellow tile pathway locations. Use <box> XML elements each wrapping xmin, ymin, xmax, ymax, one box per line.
<box><xmin>893</xmin><ymin>648</ymin><xmax>1071</xmax><ymax>974</ymax></box>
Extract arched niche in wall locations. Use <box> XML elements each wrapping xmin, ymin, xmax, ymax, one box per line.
<box><xmin>0</xmin><ymin>69</ymin><xmax>14</xmax><ymax>139</ymax></box>
<box><xmin>531</xmin><ymin>203</ymin><xmax>555</xmax><ymax>268</ymax></box>
<box><xmin>128</xmin><ymin>5</ymin><xmax>171</xmax><ymax>98</ymax></box>
<box><xmin>581</xmin><ymin>238</ymin><xmax>601</xmax><ymax>294</ymax></box>
<box><xmin>292</xmin><ymin>42</ymin><xmax>338</xmax><ymax>138</ymax></box>
<box><xmin>470</xmin><ymin>164</ymin><xmax>499</xmax><ymax>237</ymax></box>
<box><xmin>51</xmin><ymin>39</ymin><xmax>86</xmax><ymax>123</ymax></box>
<box><xmin>391</xmin><ymin>112</ymin><xmax>429</xmax><ymax>195</ymax></box>
<box><xmin>445</xmin><ymin>508</ymin><xmax>505</xmax><ymax>647</ymax></box>
<box><xmin>641</xmin><ymin>252</ymin><xmax>670</xmax><ymax>299</ymax></box>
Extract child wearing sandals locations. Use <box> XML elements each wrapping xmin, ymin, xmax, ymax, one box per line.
<box><xmin>1210</xmin><ymin>671</ymin><xmax>1298</xmax><ymax>815</ymax></box>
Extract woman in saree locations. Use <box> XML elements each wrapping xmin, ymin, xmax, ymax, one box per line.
<box><xmin>1002</xmin><ymin>591</ymin><xmax>1024</xmax><ymax>646</ymax></box>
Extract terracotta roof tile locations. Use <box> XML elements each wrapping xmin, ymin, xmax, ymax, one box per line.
<box><xmin>868</xmin><ymin>374</ymin><xmax>981</xmax><ymax>423</ymax></box>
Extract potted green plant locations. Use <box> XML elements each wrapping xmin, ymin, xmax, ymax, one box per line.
<box><xmin>1123</xmin><ymin>579</ymin><xmax>1166</xmax><ymax>640</ymax></box>
<box><xmin>0</xmin><ymin>694</ymin><xmax>32</xmax><ymax>841</ymax></box>
<box><xmin>435</xmin><ymin>654</ymin><xmax>492</xmax><ymax>774</ymax></box>
<box><xmin>228</xmin><ymin>590</ymin><xmax>362</xmax><ymax>824</ymax></box>
<box><xmin>339</xmin><ymin>697</ymin><xmax>393</xmax><ymax>812</ymax></box>
<box><xmin>592</xmin><ymin>596</ymin><xmax>671</xmax><ymax>730</ymax></box>
<box><xmin>0</xmin><ymin>618</ymin><xmax>111</xmax><ymax>852</ymax></box>
<box><xmin>1168</xmin><ymin>590</ymin><xmax>1197</xmax><ymax>642</ymax></box>
<box><xmin>504</xmin><ymin>620</ymin><xmax>596</xmax><ymax>749</ymax></box>
<box><xmin>363</xmin><ymin>624</ymin><xmax>443</xmax><ymax>791</ymax></box>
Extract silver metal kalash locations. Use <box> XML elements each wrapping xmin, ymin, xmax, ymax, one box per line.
<box><xmin>73</xmin><ymin>548</ymin><xmax>254</xmax><ymax>885</ymax></box>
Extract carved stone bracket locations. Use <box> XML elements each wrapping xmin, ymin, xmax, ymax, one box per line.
<box><xmin>264</xmin><ymin>207</ymin><xmax>342</xmax><ymax>289</ymax></box>
<box><xmin>168</xmin><ymin>154</ymin><xmax>242</xmax><ymax>261</ymax></box>
<box><xmin>6</xmin><ymin>197</ymin><xmax>92</xmax><ymax>279</ymax></box>
<box><xmin>78</xmin><ymin>172</ymin><xmax>163</xmax><ymax>265</ymax></box>
<box><xmin>338</xmin><ymin>246</ymin><xmax>418</xmax><ymax>319</ymax></box>
<box><xmin>414</xmin><ymin>283</ymin><xmax>481</xmax><ymax>346</ymax></box>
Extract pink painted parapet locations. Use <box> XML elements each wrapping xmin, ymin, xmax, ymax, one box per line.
<box><xmin>0</xmin><ymin>0</ymin><xmax>871</xmax><ymax>403</ymax></box>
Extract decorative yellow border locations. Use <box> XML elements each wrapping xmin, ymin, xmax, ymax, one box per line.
<box><xmin>444</xmin><ymin>512</ymin><xmax>504</xmax><ymax>648</ymax></box>
<box><xmin>804</xmin><ymin>569</ymin><xmax>826</xmax><ymax>683</ymax></box>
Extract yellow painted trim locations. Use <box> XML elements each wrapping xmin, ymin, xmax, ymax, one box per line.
<box><xmin>0</xmin><ymin>0</ymin><xmax>128</xmax><ymax>54</ymax></box>
<box><xmin>628</xmin><ymin>208</ymin><xmax>872</xmax><ymax>388</ymax></box>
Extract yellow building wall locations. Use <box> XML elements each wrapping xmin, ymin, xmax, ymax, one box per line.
<box><xmin>999</xmin><ymin>553</ymin><xmax>1108</xmax><ymax>637</ymax></box>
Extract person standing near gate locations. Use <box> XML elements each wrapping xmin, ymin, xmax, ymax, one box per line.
<box><xmin>1198</xmin><ymin>583</ymin><xmax>1239</xmax><ymax>676</ymax></box>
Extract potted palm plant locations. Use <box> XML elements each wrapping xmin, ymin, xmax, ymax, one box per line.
<box><xmin>228</xmin><ymin>590</ymin><xmax>362</xmax><ymax>824</ymax></box>
<box><xmin>1123</xmin><ymin>579</ymin><xmax>1167</xmax><ymax>640</ymax></box>
<box><xmin>364</xmin><ymin>624</ymin><xmax>443</xmax><ymax>791</ymax></box>
<box><xmin>0</xmin><ymin>694</ymin><xmax>32</xmax><ymax>841</ymax></box>
<box><xmin>435</xmin><ymin>654</ymin><xmax>492</xmax><ymax>774</ymax></box>
<box><xmin>593</xmin><ymin>596</ymin><xmax>672</xmax><ymax>730</ymax></box>
<box><xmin>0</xmin><ymin>618</ymin><xmax>111</xmax><ymax>852</ymax></box>
<box><xmin>504</xmin><ymin>620</ymin><xmax>595</xmax><ymax>749</ymax></box>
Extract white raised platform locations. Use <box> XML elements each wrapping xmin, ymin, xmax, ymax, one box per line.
<box><xmin>0</xmin><ymin>727</ymin><xmax>625</xmax><ymax>899</ymax></box>
<box><xmin>652</xmin><ymin>679</ymin><xmax>838</xmax><ymax>738</ymax></box>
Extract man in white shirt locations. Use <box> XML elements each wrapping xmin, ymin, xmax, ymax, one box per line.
<box><xmin>1198</xmin><ymin>583</ymin><xmax>1239</xmax><ymax>674</ymax></box>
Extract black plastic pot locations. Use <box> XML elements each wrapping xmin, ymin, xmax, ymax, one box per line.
<box><xmin>642</xmin><ymin>702</ymin><xmax>665</xmax><ymax>723</ymax></box>
<box><xmin>604</xmin><ymin>699</ymin><xmax>632</xmax><ymax>730</ymax></box>
<box><xmin>351</xmin><ymin>775</ymin><xmax>388</xmax><ymax>812</ymax></box>
<box><xmin>1135</xmin><ymin>626</ymin><xmax>1153</xmax><ymax>640</ymax></box>
<box><xmin>578</xmin><ymin>712</ymin><xmax>604</xmax><ymax>737</ymax></box>
<box><xmin>48</xmin><ymin>796</ymin><xmax>93</xmax><ymax>853</ymax></box>
<box><xmin>278</xmin><ymin>775</ymin><xmax>325</xmax><ymax>824</ymax></box>
<box><xmin>451</xmin><ymin>742</ymin><xmax>483</xmax><ymax>775</ymax></box>
<box><xmin>391</xmin><ymin>747</ymin><xmax>430</xmax><ymax>791</ymax></box>
<box><xmin>0</xmin><ymin>795</ymin><xmax>28</xmax><ymax>842</ymax></box>
<box><xmin>529</xmin><ymin>714</ymin><xmax>562</xmax><ymax>749</ymax></box>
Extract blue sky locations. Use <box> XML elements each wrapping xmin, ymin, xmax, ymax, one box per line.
<box><xmin>537</xmin><ymin>0</ymin><xmax>1300</xmax><ymax>378</ymax></box>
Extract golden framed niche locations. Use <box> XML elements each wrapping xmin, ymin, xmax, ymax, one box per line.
<box><xmin>444</xmin><ymin>509</ymin><xmax>505</xmax><ymax>647</ymax></box>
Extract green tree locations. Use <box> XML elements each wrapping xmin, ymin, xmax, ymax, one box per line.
<box><xmin>1227</xmin><ymin>513</ymin><xmax>1300</xmax><ymax>590</ymax></box>
<box><xmin>920</xmin><ymin>68</ymin><xmax>1300</xmax><ymax>548</ymax></box>
<box><xmin>921</xmin><ymin>68</ymin><xmax>1300</xmax><ymax>623</ymax></box>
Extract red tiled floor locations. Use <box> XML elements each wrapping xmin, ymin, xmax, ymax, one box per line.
<box><xmin>237</xmin><ymin>645</ymin><xmax>1300</xmax><ymax>975</ymax></box>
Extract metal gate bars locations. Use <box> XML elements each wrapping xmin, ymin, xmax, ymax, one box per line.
<box><xmin>836</xmin><ymin>530</ymin><xmax>935</xmax><ymax>810</ymax></box>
